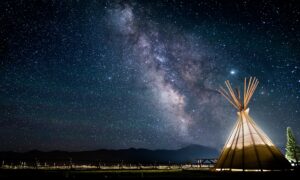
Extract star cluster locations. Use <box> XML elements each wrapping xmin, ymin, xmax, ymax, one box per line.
<box><xmin>0</xmin><ymin>0</ymin><xmax>299</xmax><ymax>151</ymax></box>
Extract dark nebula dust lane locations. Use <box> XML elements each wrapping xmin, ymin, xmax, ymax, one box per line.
<box><xmin>0</xmin><ymin>0</ymin><xmax>299</xmax><ymax>151</ymax></box>
<box><xmin>106</xmin><ymin>3</ymin><xmax>229</xmax><ymax>146</ymax></box>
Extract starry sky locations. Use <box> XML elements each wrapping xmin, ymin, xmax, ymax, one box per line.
<box><xmin>0</xmin><ymin>0</ymin><xmax>299</xmax><ymax>151</ymax></box>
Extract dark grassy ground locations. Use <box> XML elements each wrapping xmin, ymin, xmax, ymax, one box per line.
<box><xmin>0</xmin><ymin>169</ymin><xmax>299</xmax><ymax>178</ymax></box>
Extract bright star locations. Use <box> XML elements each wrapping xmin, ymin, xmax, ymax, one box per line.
<box><xmin>230</xmin><ymin>69</ymin><xmax>236</xmax><ymax>75</ymax></box>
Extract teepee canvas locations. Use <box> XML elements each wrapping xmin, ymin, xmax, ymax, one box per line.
<box><xmin>215</xmin><ymin>77</ymin><xmax>290</xmax><ymax>171</ymax></box>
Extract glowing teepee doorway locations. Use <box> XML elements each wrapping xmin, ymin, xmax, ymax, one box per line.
<box><xmin>215</xmin><ymin>77</ymin><xmax>290</xmax><ymax>171</ymax></box>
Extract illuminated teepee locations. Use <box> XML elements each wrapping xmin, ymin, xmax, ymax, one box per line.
<box><xmin>215</xmin><ymin>77</ymin><xmax>291</xmax><ymax>171</ymax></box>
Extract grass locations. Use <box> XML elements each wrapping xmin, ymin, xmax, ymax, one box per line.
<box><xmin>0</xmin><ymin>168</ymin><xmax>299</xmax><ymax>178</ymax></box>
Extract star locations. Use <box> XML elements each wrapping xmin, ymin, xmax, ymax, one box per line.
<box><xmin>230</xmin><ymin>69</ymin><xmax>236</xmax><ymax>75</ymax></box>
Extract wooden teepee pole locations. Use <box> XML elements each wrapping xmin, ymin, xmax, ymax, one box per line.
<box><xmin>243</xmin><ymin>78</ymin><xmax>247</xmax><ymax>107</ymax></box>
<box><xmin>244</xmin><ymin>77</ymin><xmax>251</xmax><ymax>106</ymax></box>
<box><xmin>225</xmin><ymin>81</ymin><xmax>241</xmax><ymax>109</ymax></box>
<box><xmin>219</xmin><ymin>89</ymin><xmax>239</xmax><ymax>110</ymax></box>
<box><xmin>245</xmin><ymin>77</ymin><xmax>253</xmax><ymax>101</ymax></box>
<box><xmin>248</xmin><ymin>79</ymin><xmax>259</xmax><ymax>102</ymax></box>
<box><xmin>245</xmin><ymin>78</ymin><xmax>259</xmax><ymax>107</ymax></box>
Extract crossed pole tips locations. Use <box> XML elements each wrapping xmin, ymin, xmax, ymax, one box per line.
<box><xmin>218</xmin><ymin>77</ymin><xmax>259</xmax><ymax>111</ymax></box>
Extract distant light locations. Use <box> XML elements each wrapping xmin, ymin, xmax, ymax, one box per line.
<box><xmin>230</xmin><ymin>70</ymin><xmax>236</xmax><ymax>75</ymax></box>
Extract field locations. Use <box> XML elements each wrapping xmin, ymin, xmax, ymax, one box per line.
<box><xmin>0</xmin><ymin>168</ymin><xmax>299</xmax><ymax>178</ymax></box>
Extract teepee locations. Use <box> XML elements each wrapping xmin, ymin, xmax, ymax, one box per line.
<box><xmin>215</xmin><ymin>77</ymin><xmax>290</xmax><ymax>171</ymax></box>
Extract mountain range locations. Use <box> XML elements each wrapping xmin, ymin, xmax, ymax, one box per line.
<box><xmin>0</xmin><ymin>144</ymin><xmax>219</xmax><ymax>164</ymax></box>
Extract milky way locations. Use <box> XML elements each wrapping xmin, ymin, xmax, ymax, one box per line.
<box><xmin>107</xmin><ymin>3</ymin><xmax>231</xmax><ymax>146</ymax></box>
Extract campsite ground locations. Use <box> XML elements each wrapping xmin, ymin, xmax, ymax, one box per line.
<box><xmin>0</xmin><ymin>168</ymin><xmax>299</xmax><ymax>178</ymax></box>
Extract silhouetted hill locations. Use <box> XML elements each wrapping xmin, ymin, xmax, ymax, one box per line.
<box><xmin>0</xmin><ymin>144</ymin><xmax>218</xmax><ymax>164</ymax></box>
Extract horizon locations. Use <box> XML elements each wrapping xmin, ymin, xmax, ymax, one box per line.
<box><xmin>1</xmin><ymin>144</ymin><xmax>219</xmax><ymax>153</ymax></box>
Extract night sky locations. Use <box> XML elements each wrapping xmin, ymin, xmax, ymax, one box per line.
<box><xmin>1</xmin><ymin>0</ymin><xmax>300</xmax><ymax>151</ymax></box>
